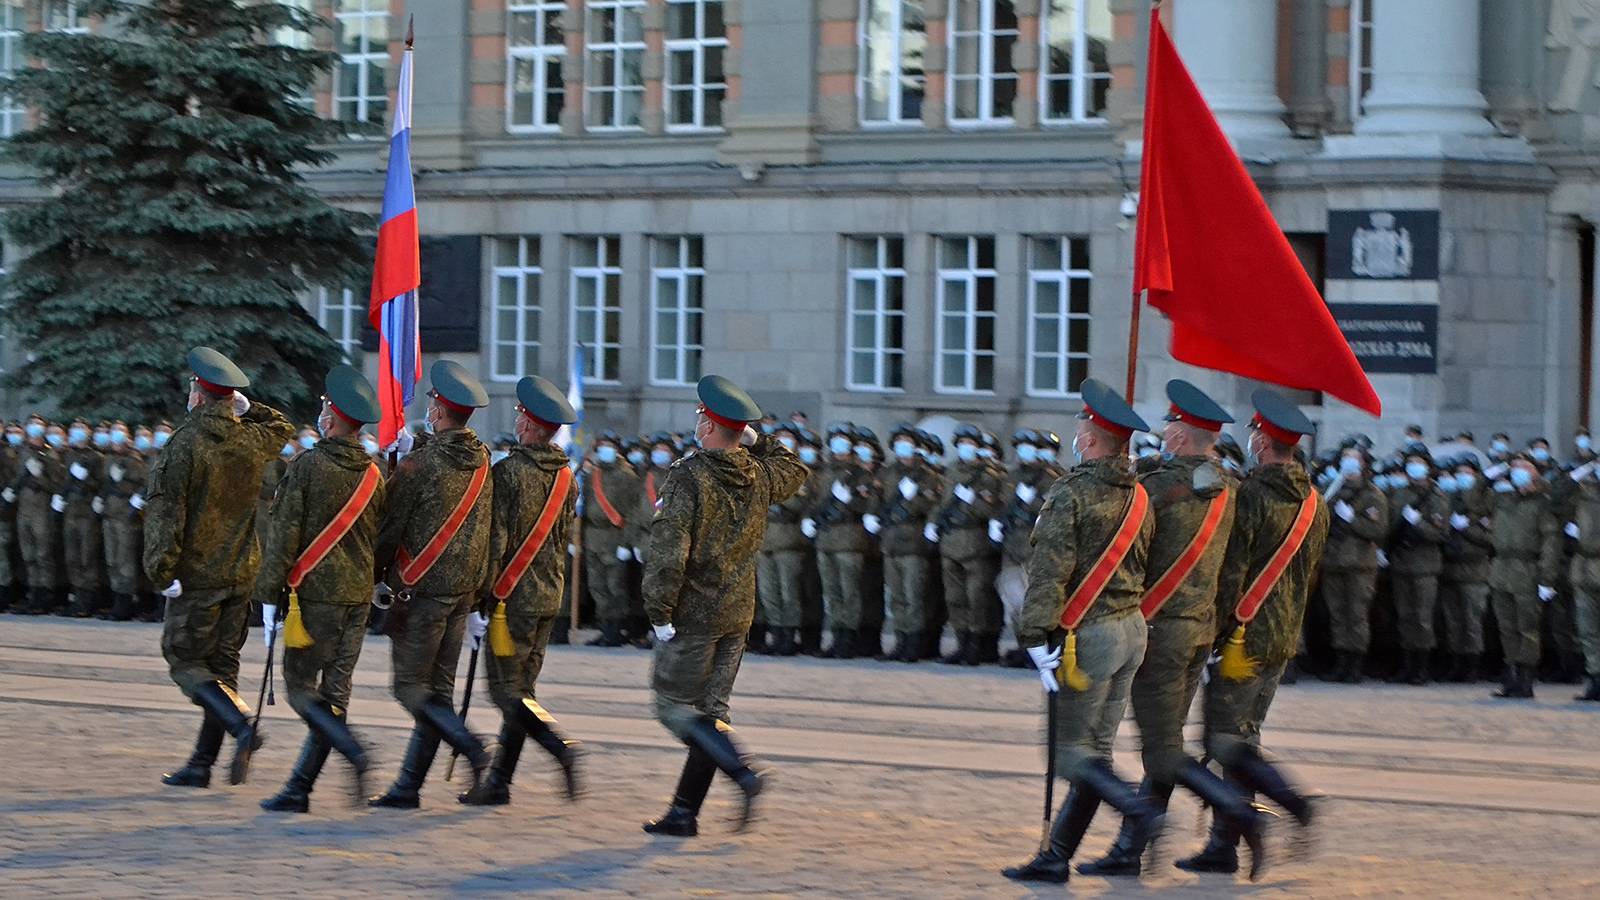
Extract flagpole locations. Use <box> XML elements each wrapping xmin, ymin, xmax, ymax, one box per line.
<box><xmin>1125</xmin><ymin>287</ymin><xmax>1142</xmax><ymax>404</ymax></box>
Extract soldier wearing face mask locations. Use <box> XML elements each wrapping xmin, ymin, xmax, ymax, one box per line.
<box><xmin>60</xmin><ymin>418</ymin><xmax>108</xmax><ymax>618</ymax></box>
<box><xmin>805</xmin><ymin>423</ymin><xmax>879</xmax><ymax>659</ymax></box>
<box><xmin>930</xmin><ymin>424</ymin><xmax>1006</xmax><ymax>666</ymax></box>
<box><xmin>1320</xmin><ymin>446</ymin><xmax>1387</xmax><ymax>684</ymax></box>
<box><xmin>580</xmin><ymin>430</ymin><xmax>643</xmax><ymax>648</ymax></box>
<box><xmin>632</xmin><ymin>433</ymin><xmax>679</xmax><ymax>563</ymax></box>
<box><xmin>1486</xmin><ymin>455</ymin><xmax>1562</xmax><ymax>699</ymax></box>
<box><xmin>0</xmin><ymin>422</ymin><xmax>22</xmax><ymax>612</ymax></box>
<box><xmin>100</xmin><ymin>421</ymin><xmax>150</xmax><ymax>621</ymax></box>
<box><xmin>1487</xmin><ymin>432</ymin><xmax>1512</xmax><ymax>464</ymax></box>
<box><xmin>1527</xmin><ymin>437</ymin><xmax>1555</xmax><ymax>474</ymax></box>
<box><xmin>868</xmin><ymin>424</ymin><xmax>943</xmax><ymax>662</ymax></box>
<box><xmin>995</xmin><ymin>429</ymin><xmax>1065</xmax><ymax>668</ymax></box>
<box><xmin>755</xmin><ymin>424</ymin><xmax>815</xmax><ymax>656</ymax></box>
<box><xmin>13</xmin><ymin>416</ymin><xmax>65</xmax><ymax>614</ymax></box>
<box><xmin>1574</xmin><ymin>429</ymin><xmax>1596</xmax><ymax>466</ymax></box>
<box><xmin>1384</xmin><ymin>452</ymin><xmax>1450</xmax><ymax>684</ymax></box>
<box><xmin>1440</xmin><ymin>457</ymin><xmax>1493</xmax><ymax>682</ymax></box>
<box><xmin>1569</xmin><ymin>458</ymin><xmax>1600</xmax><ymax>701</ymax></box>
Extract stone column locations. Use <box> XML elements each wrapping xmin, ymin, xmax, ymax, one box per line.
<box><xmin>1285</xmin><ymin>0</ymin><xmax>1328</xmax><ymax>137</ymax></box>
<box><xmin>1171</xmin><ymin>0</ymin><xmax>1289</xmax><ymax>140</ymax></box>
<box><xmin>1355</xmin><ymin>0</ymin><xmax>1492</xmax><ymax>135</ymax></box>
<box><xmin>717</xmin><ymin>0</ymin><xmax>820</xmax><ymax>165</ymax></box>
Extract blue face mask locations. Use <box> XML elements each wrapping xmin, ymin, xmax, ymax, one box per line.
<box><xmin>1491</xmin><ymin>440</ymin><xmax>1509</xmax><ymax>454</ymax></box>
<box><xmin>92</xmin><ymin>432</ymin><xmax>110</xmax><ymax>449</ymax></box>
<box><xmin>1494</xmin><ymin>479</ymin><xmax>1514</xmax><ymax>493</ymax></box>
<box><xmin>110</xmin><ymin>431</ymin><xmax>128</xmax><ymax>447</ymax></box>
<box><xmin>799</xmin><ymin>447</ymin><xmax>819</xmax><ymax>465</ymax></box>
<box><xmin>363</xmin><ymin>438</ymin><xmax>380</xmax><ymax>454</ymax></box>
<box><xmin>829</xmin><ymin>436</ymin><xmax>852</xmax><ymax>456</ymax></box>
<box><xmin>25</xmin><ymin>423</ymin><xmax>44</xmax><ymax>439</ymax></box>
<box><xmin>1510</xmin><ymin>468</ymin><xmax>1535</xmax><ymax>489</ymax></box>
<box><xmin>68</xmin><ymin>427</ymin><xmax>89</xmax><ymax>446</ymax></box>
<box><xmin>1039</xmin><ymin>448</ymin><xmax>1057</xmax><ymax>463</ymax></box>
<box><xmin>1405</xmin><ymin>462</ymin><xmax>1429</xmax><ymax>480</ymax></box>
<box><xmin>46</xmin><ymin>433</ymin><xmax>64</xmax><ymax>448</ymax></box>
<box><xmin>5</xmin><ymin>433</ymin><xmax>20</xmax><ymax>446</ymax></box>
<box><xmin>154</xmin><ymin>431</ymin><xmax>171</xmax><ymax>449</ymax></box>
<box><xmin>1531</xmin><ymin>448</ymin><xmax>1550</xmax><ymax>463</ymax></box>
<box><xmin>1017</xmin><ymin>444</ymin><xmax>1038</xmax><ymax>463</ymax></box>
<box><xmin>1437</xmin><ymin>474</ymin><xmax>1458</xmax><ymax>492</ymax></box>
<box><xmin>299</xmin><ymin>435</ymin><xmax>317</xmax><ymax>450</ymax></box>
<box><xmin>1456</xmin><ymin>472</ymin><xmax>1476</xmax><ymax>490</ymax></box>
<box><xmin>1340</xmin><ymin>456</ymin><xmax>1363</xmax><ymax>477</ymax></box>
<box><xmin>978</xmin><ymin>447</ymin><xmax>995</xmax><ymax>460</ymax></box>
<box><xmin>134</xmin><ymin>436</ymin><xmax>152</xmax><ymax>452</ymax></box>
<box><xmin>281</xmin><ymin>442</ymin><xmax>295</xmax><ymax>457</ymax></box>
<box><xmin>596</xmin><ymin>446</ymin><xmax>618</xmax><ymax>465</ymax></box>
<box><xmin>651</xmin><ymin>449</ymin><xmax>673</xmax><ymax>468</ymax></box>
<box><xmin>956</xmin><ymin>444</ymin><xmax>978</xmax><ymax>463</ymax></box>
<box><xmin>627</xmin><ymin>450</ymin><xmax>646</xmax><ymax>467</ymax></box>
<box><xmin>893</xmin><ymin>441</ymin><xmax>916</xmax><ymax>460</ymax></box>
<box><xmin>854</xmin><ymin>445</ymin><xmax>874</xmax><ymax>462</ymax></box>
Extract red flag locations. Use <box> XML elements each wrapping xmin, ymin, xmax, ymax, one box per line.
<box><xmin>1134</xmin><ymin>11</ymin><xmax>1381</xmax><ymax>417</ymax></box>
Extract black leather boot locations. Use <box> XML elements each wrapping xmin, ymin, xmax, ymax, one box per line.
<box><xmin>773</xmin><ymin>629</ymin><xmax>798</xmax><ymax>657</ymax></box>
<box><xmin>976</xmin><ymin>632</ymin><xmax>1000</xmax><ymax>664</ymax></box>
<box><xmin>162</xmin><ymin>714</ymin><xmax>225</xmax><ymax>788</ymax></box>
<box><xmin>747</xmin><ymin>623</ymin><xmax>769</xmax><ymax>654</ymax></box>
<box><xmin>1346</xmin><ymin>652</ymin><xmax>1367</xmax><ymax>684</ymax></box>
<box><xmin>1174</xmin><ymin>809</ymin><xmax>1241</xmax><ymax>874</ymax></box>
<box><xmin>516</xmin><ymin>699</ymin><xmax>581</xmax><ymax>801</ymax></box>
<box><xmin>302</xmin><ymin>701</ymin><xmax>369</xmax><ymax>805</ymax></box>
<box><xmin>1459</xmin><ymin>654</ymin><xmax>1481</xmax><ymax>683</ymax></box>
<box><xmin>586</xmin><ymin>622</ymin><xmax>625</xmax><ymax>647</ymax></box>
<box><xmin>368</xmin><ymin>723</ymin><xmax>441</xmax><ymax>808</ymax></box>
<box><xmin>109</xmin><ymin>592</ymin><xmax>135</xmax><ymax>622</ymax></box>
<box><xmin>1075</xmin><ymin>778</ymin><xmax>1173</xmax><ymax>877</ymax></box>
<box><xmin>1493</xmin><ymin>664</ymin><xmax>1529</xmax><ymax>699</ymax></box>
<box><xmin>191</xmin><ymin>681</ymin><xmax>262</xmax><ymax>786</ymax></box>
<box><xmin>940</xmin><ymin>632</ymin><xmax>969</xmax><ymax>665</ymax></box>
<box><xmin>1576</xmin><ymin>676</ymin><xmax>1600</xmax><ymax>702</ymax></box>
<box><xmin>461</xmin><ymin>723</ymin><xmax>521</xmax><ymax>806</ymax></box>
<box><xmin>684</xmin><ymin>715</ymin><xmax>765</xmax><ymax>831</ymax></box>
<box><xmin>857</xmin><ymin>628</ymin><xmax>882</xmax><ymax>659</ymax></box>
<box><xmin>1001</xmin><ymin>784</ymin><xmax>1101</xmax><ymax>883</ymax></box>
<box><xmin>643</xmin><ymin>746</ymin><xmax>718</xmax><ymax>837</ymax></box>
<box><xmin>827</xmin><ymin>628</ymin><xmax>857</xmax><ymax>660</ymax></box>
<box><xmin>260</xmin><ymin>730</ymin><xmax>332</xmax><ymax>813</ymax></box>
<box><xmin>1227</xmin><ymin>746</ymin><xmax>1314</xmax><ymax>860</ymax></box>
<box><xmin>1077</xmin><ymin>759</ymin><xmax>1164</xmax><ymax>856</ymax></box>
<box><xmin>1177</xmin><ymin>761</ymin><xmax>1267</xmax><ymax>880</ymax></box>
<box><xmin>419</xmin><ymin>696</ymin><xmax>490</xmax><ymax>790</ymax></box>
<box><xmin>962</xmin><ymin>632</ymin><xmax>982</xmax><ymax>666</ymax></box>
<box><xmin>1405</xmin><ymin>650</ymin><xmax>1429</xmax><ymax>685</ymax></box>
<box><xmin>800</xmin><ymin>625</ymin><xmax>824</xmax><ymax>656</ymax></box>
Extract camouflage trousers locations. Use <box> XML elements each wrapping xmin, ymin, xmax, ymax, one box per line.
<box><xmin>1046</xmin><ymin>610</ymin><xmax>1146</xmax><ymax>780</ymax></box>
<box><xmin>583</xmin><ymin>549</ymin><xmax>631</xmax><ymax>625</ymax></box>
<box><xmin>1131</xmin><ymin>617</ymin><xmax>1211</xmax><ymax>784</ymax></box>
<box><xmin>884</xmin><ymin>553</ymin><xmax>934</xmax><ymax>634</ymax></box>
<box><xmin>818</xmin><ymin>551</ymin><xmax>866</xmax><ymax>629</ymax></box>
<box><xmin>996</xmin><ymin>560</ymin><xmax>1027</xmax><ymax>640</ymax></box>
<box><xmin>161</xmin><ymin>586</ymin><xmax>252</xmax><ymax>697</ymax></box>
<box><xmin>1201</xmin><ymin>657</ymin><xmax>1289</xmax><ymax>768</ymax></box>
<box><xmin>941</xmin><ymin>551</ymin><xmax>1000</xmax><ymax>635</ymax></box>
<box><xmin>1439</xmin><ymin>578</ymin><xmax>1490</xmax><ymax>656</ymax></box>
<box><xmin>757</xmin><ymin>550</ymin><xmax>807</xmax><ymax>629</ymax></box>
<box><xmin>653</xmin><ymin>629</ymin><xmax>745</xmax><ymax>740</ymax></box>
<box><xmin>17</xmin><ymin>503</ymin><xmax>58</xmax><ymax>590</ymax></box>
<box><xmin>1574</xmin><ymin>588</ymin><xmax>1600</xmax><ymax>678</ymax></box>
<box><xmin>63</xmin><ymin>507</ymin><xmax>103</xmax><ymax>592</ymax></box>
<box><xmin>1492</xmin><ymin>588</ymin><xmax>1542</xmax><ymax>667</ymax></box>
<box><xmin>486</xmin><ymin>610</ymin><xmax>557</xmax><ymax>717</ymax></box>
<box><xmin>1320</xmin><ymin>568</ymin><xmax>1378</xmax><ymax>653</ymax></box>
<box><xmin>1391</xmin><ymin>572</ymin><xmax>1440</xmax><ymax>651</ymax></box>
<box><xmin>1546</xmin><ymin>587</ymin><xmax>1582</xmax><ymax>663</ymax></box>
<box><xmin>102</xmin><ymin>516</ymin><xmax>142</xmax><ymax>596</ymax></box>
<box><xmin>283</xmin><ymin>601</ymin><xmax>370</xmax><ymax>717</ymax></box>
<box><xmin>389</xmin><ymin>592</ymin><xmax>472</xmax><ymax>715</ymax></box>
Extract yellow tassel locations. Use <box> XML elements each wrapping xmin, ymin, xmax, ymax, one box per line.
<box><xmin>1060</xmin><ymin>631</ymin><xmax>1091</xmax><ymax>692</ymax></box>
<box><xmin>283</xmin><ymin>589</ymin><xmax>313</xmax><ymax>649</ymax></box>
<box><xmin>488</xmin><ymin>600</ymin><xmax>515</xmax><ymax>657</ymax></box>
<box><xmin>1219</xmin><ymin>624</ymin><xmax>1257</xmax><ymax>682</ymax></box>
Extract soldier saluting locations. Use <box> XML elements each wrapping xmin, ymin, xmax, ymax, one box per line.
<box><xmin>459</xmin><ymin>375</ymin><xmax>582</xmax><ymax>806</ymax></box>
<box><xmin>641</xmin><ymin>376</ymin><xmax>809</xmax><ymax>837</ymax></box>
<box><xmin>146</xmin><ymin>348</ymin><xmax>295</xmax><ymax>788</ymax></box>
<box><xmin>256</xmin><ymin>366</ymin><xmax>387</xmax><ymax>813</ymax></box>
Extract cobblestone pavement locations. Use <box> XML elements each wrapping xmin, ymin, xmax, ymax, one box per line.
<box><xmin>2</xmin><ymin>616</ymin><xmax>1599</xmax><ymax>898</ymax></box>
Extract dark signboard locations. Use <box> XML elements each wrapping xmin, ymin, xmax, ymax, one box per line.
<box><xmin>361</xmin><ymin>235</ymin><xmax>482</xmax><ymax>352</ymax></box>
<box><xmin>1327</xmin><ymin>302</ymin><xmax>1438</xmax><ymax>375</ymax></box>
<box><xmin>1326</xmin><ymin>209</ymin><xmax>1440</xmax><ymax>281</ymax></box>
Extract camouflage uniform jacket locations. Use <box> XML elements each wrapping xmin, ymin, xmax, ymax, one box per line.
<box><xmin>582</xmin><ymin>461</ymin><xmax>641</xmax><ymax>552</ymax></box>
<box><xmin>99</xmin><ymin>452</ymin><xmax>149</xmax><ymax>522</ymax></box>
<box><xmin>12</xmin><ymin>444</ymin><xmax>64</xmax><ymax>519</ymax></box>
<box><xmin>1213</xmin><ymin>463</ymin><xmax>1329</xmax><ymax>668</ymax></box>
<box><xmin>643</xmin><ymin>435</ymin><xmax>808</xmax><ymax>634</ymax></box>
<box><xmin>1486</xmin><ymin>482</ymin><xmax>1561</xmax><ymax>593</ymax></box>
<box><xmin>1386</xmin><ymin>481</ymin><xmax>1450</xmax><ymax>576</ymax></box>
<box><xmin>1442</xmin><ymin>484</ymin><xmax>1494</xmax><ymax>581</ymax></box>
<box><xmin>377</xmin><ymin>427</ymin><xmax>493</xmax><ymax>598</ymax></box>
<box><xmin>487</xmin><ymin>443</ymin><xmax>576</xmax><ymax>619</ymax></box>
<box><xmin>933</xmin><ymin>460</ymin><xmax>1007</xmax><ymax>562</ymax></box>
<box><xmin>61</xmin><ymin>447</ymin><xmax>105</xmax><ymax>512</ymax></box>
<box><xmin>143</xmin><ymin>399</ymin><xmax>295</xmax><ymax>591</ymax></box>
<box><xmin>1002</xmin><ymin>461</ymin><xmax>1065</xmax><ymax>564</ymax></box>
<box><xmin>629</xmin><ymin>465</ymin><xmax>672</xmax><ymax>550</ymax></box>
<box><xmin>761</xmin><ymin>463</ymin><xmax>814</xmax><ymax>553</ymax></box>
<box><xmin>1138</xmin><ymin>454</ymin><xmax>1238</xmax><ymax>626</ymax></box>
<box><xmin>874</xmin><ymin>458</ymin><xmax>944</xmax><ymax>556</ymax></box>
<box><xmin>1322</xmin><ymin>479</ymin><xmax>1388</xmax><ymax>572</ymax></box>
<box><xmin>1016</xmin><ymin>457</ymin><xmax>1155</xmax><ymax>648</ymax></box>
<box><xmin>0</xmin><ymin>447</ymin><xmax>15</xmax><ymax>524</ymax></box>
<box><xmin>811</xmin><ymin>457</ymin><xmax>877</xmax><ymax>553</ymax></box>
<box><xmin>253</xmin><ymin>435</ymin><xmax>386</xmax><ymax>607</ymax></box>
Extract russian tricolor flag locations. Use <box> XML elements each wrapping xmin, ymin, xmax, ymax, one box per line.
<box><xmin>368</xmin><ymin>23</ymin><xmax>420</xmax><ymax>448</ymax></box>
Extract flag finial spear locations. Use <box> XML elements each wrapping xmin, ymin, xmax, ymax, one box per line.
<box><xmin>405</xmin><ymin>15</ymin><xmax>415</xmax><ymax>49</ymax></box>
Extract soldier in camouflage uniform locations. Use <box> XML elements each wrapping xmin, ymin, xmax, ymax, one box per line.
<box><xmin>1440</xmin><ymin>457</ymin><xmax>1494</xmax><ymax>682</ymax></box>
<box><xmin>101</xmin><ymin>422</ymin><xmax>150</xmax><ymax>621</ymax></box>
<box><xmin>807</xmin><ymin>423</ymin><xmax>878</xmax><ymax>658</ymax></box>
<box><xmin>1546</xmin><ymin>456</ymin><xmax>1587</xmax><ymax>684</ymax></box>
<box><xmin>930</xmin><ymin>424</ymin><xmax>1006</xmax><ymax>666</ymax></box>
<box><xmin>460</xmin><ymin>376</ymin><xmax>582</xmax><ymax>806</ymax></box>
<box><xmin>1077</xmin><ymin>381</ymin><xmax>1265</xmax><ymax>881</ymax></box>
<box><xmin>1487</xmin><ymin>455</ymin><xmax>1562</xmax><ymax>700</ymax></box>
<box><xmin>147</xmin><ymin>349</ymin><xmax>295</xmax><ymax>788</ymax></box>
<box><xmin>1385</xmin><ymin>451</ymin><xmax>1451</xmax><ymax>684</ymax></box>
<box><xmin>996</xmin><ymin>429</ymin><xmax>1065</xmax><ymax>668</ymax></box>
<box><xmin>0</xmin><ymin>423</ymin><xmax>21</xmax><ymax>612</ymax></box>
<box><xmin>868</xmin><ymin>424</ymin><xmax>943</xmax><ymax>662</ymax></box>
<box><xmin>13</xmin><ymin>415</ymin><xmax>64</xmax><ymax>614</ymax></box>
<box><xmin>62</xmin><ymin>419</ymin><xmax>107</xmax><ymax>617</ymax></box>
<box><xmin>1177</xmin><ymin>391</ymin><xmax>1328</xmax><ymax>878</ymax></box>
<box><xmin>1570</xmin><ymin>466</ymin><xmax>1600</xmax><ymax>701</ymax></box>
<box><xmin>642</xmin><ymin>376</ymin><xmax>808</xmax><ymax>838</ymax></box>
<box><xmin>580</xmin><ymin>430</ymin><xmax>643</xmax><ymax>647</ymax></box>
<box><xmin>1320</xmin><ymin>445</ymin><xmax>1388</xmax><ymax>683</ymax></box>
<box><xmin>257</xmin><ymin>367</ymin><xmax>385</xmax><ymax>813</ymax></box>
<box><xmin>370</xmin><ymin>361</ymin><xmax>496</xmax><ymax>808</ymax></box>
<box><xmin>756</xmin><ymin>424</ymin><xmax>813</xmax><ymax>656</ymax></box>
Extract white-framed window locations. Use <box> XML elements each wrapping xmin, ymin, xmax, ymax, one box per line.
<box><xmin>935</xmin><ymin>236</ymin><xmax>997</xmax><ymax>394</ymax></box>
<box><xmin>649</xmin><ymin>236</ymin><xmax>705</xmax><ymax>385</ymax></box>
<box><xmin>317</xmin><ymin>288</ymin><xmax>364</xmax><ymax>364</ymax></box>
<box><xmin>490</xmin><ymin>236</ymin><xmax>543</xmax><ymax>382</ymax></box>
<box><xmin>1040</xmin><ymin>0</ymin><xmax>1110</xmax><ymax>123</ymax></box>
<box><xmin>570</xmin><ymin>236</ymin><xmax>623</xmax><ymax>383</ymax></box>
<box><xmin>947</xmin><ymin>0</ymin><xmax>1017</xmax><ymax>126</ymax></box>
<box><xmin>1</xmin><ymin>2</ymin><xmax>24</xmax><ymax>138</ymax></box>
<box><xmin>1349</xmin><ymin>0</ymin><xmax>1375</xmax><ymax>120</ymax></box>
<box><xmin>508</xmin><ymin>0</ymin><xmax>566</xmax><ymax>132</ymax></box>
<box><xmin>273</xmin><ymin>0</ymin><xmax>314</xmax><ymax>50</ymax></box>
<box><xmin>584</xmin><ymin>0</ymin><xmax>645</xmax><ymax>130</ymax></box>
<box><xmin>334</xmin><ymin>0</ymin><xmax>389</xmax><ymax>128</ymax></box>
<box><xmin>845</xmin><ymin>236</ymin><xmax>906</xmax><ymax>391</ymax></box>
<box><xmin>665</xmin><ymin>0</ymin><xmax>727</xmax><ymax>130</ymax></box>
<box><xmin>45</xmin><ymin>0</ymin><xmax>87</xmax><ymax>33</ymax></box>
<box><xmin>858</xmin><ymin>0</ymin><xmax>926</xmax><ymax>126</ymax></box>
<box><xmin>1026</xmin><ymin>236</ymin><xmax>1091</xmax><ymax>397</ymax></box>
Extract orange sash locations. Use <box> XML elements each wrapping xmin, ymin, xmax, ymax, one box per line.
<box><xmin>1232</xmin><ymin>491</ymin><xmax>1319</xmax><ymax>624</ymax></box>
<box><xmin>395</xmin><ymin>462</ymin><xmax>489</xmax><ymax>587</ymax></box>
<box><xmin>287</xmin><ymin>464</ymin><xmax>381</xmax><ymax>589</ymax></box>
<box><xmin>1059</xmin><ymin>484</ymin><xmax>1149</xmax><ymax>631</ymax></box>
<box><xmin>591</xmin><ymin>467</ymin><xmax>623</xmax><ymax>527</ymax></box>
<box><xmin>645</xmin><ymin>471</ymin><xmax>658</xmax><ymax>507</ymax></box>
<box><xmin>1140</xmin><ymin>489</ymin><xmax>1230</xmax><ymax>619</ymax></box>
<box><xmin>491</xmin><ymin>467</ymin><xmax>573</xmax><ymax>601</ymax></box>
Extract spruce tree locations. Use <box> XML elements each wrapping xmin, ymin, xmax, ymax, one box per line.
<box><xmin>1</xmin><ymin>0</ymin><xmax>372</xmax><ymax>422</ymax></box>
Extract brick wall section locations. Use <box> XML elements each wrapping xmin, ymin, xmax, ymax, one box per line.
<box><xmin>1105</xmin><ymin>0</ymin><xmax>1142</xmax><ymax>132</ymax></box>
<box><xmin>1014</xmin><ymin>0</ymin><xmax>1041</xmax><ymax>129</ymax></box>
<box><xmin>467</xmin><ymin>0</ymin><xmax>506</xmax><ymax>138</ymax></box>
<box><xmin>642</xmin><ymin>0</ymin><xmax>666</xmax><ymax>134</ymax></box>
<box><xmin>313</xmin><ymin>1</ymin><xmax>335</xmax><ymax>121</ymax></box>
<box><xmin>724</xmin><ymin>0</ymin><xmax>742</xmax><ymax>115</ymax></box>
<box><xmin>816</xmin><ymin>0</ymin><xmax>857</xmax><ymax>132</ymax></box>
<box><xmin>922</xmin><ymin>6</ymin><xmax>947</xmax><ymax>129</ymax></box>
<box><xmin>559</xmin><ymin>1</ymin><xmax>585</xmax><ymax>134</ymax></box>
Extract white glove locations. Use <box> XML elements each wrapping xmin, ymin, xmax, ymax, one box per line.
<box><xmin>987</xmin><ymin>519</ymin><xmax>1004</xmax><ymax>543</ymax></box>
<box><xmin>1567</xmin><ymin>522</ymin><xmax>1581</xmax><ymax>540</ymax></box>
<box><xmin>831</xmin><ymin>481</ymin><xmax>851</xmax><ymax>503</ymax></box>
<box><xmin>898</xmin><ymin>477</ymin><xmax>917</xmax><ymax>501</ymax></box>
<box><xmin>467</xmin><ymin>611</ymin><xmax>489</xmax><ymax>649</ymax></box>
<box><xmin>0</xmin><ymin>488</ymin><xmax>13</xmax><ymax>504</ymax></box>
<box><xmin>372</xmin><ymin>582</ymin><xmax>392</xmax><ymax>604</ymax></box>
<box><xmin>1376</xmin><ymin>549</ymin><xmax>1389</xmax><ymax>569</ymax></box>
<box><xmin>50</xmin><ymin>494</ymin><xmax>65</xmax><ymax>513</ymax></box>
<box><xmin>388</xmin><ymin>428</ymin><xmax>415</xmax><ymax>455</ymax></box>
<box><xmin>616</xmin><ymin>545</ymin><xmax>632</xmax><ymax>562</ymax></box>
<box><xmin>108</xmin><ymin>464</ymin><xmax>124</xmax><ymax>482</ymax></box>
<box><xmin>261</xmin><ymin>603</ymin><xmax>280</xmax><ymax>647</ymax></box>
<box><xmin>954</xmin><ymin>483</ymin><xmax>976</xmax><ymax>505</ymax></box>
<box><xmin>1572</xmin><ymin>462</ymin><xmax>1596</xmax><ymax>483</ymax></box>
<box><xmin>1401</xmin><ymin>505</ymin><xmax>1422</xmax><ymax>525</ymax></box>
<box><xmin>69</xmin><ymin>462</ymin><xmax>88</xmax><ymax>481</ymax></box>
<box><xmin>1334</xmin><ymin>500</ymin><xmax>1355</xmax><ymax>523</ymax></box>
<box><xmin>231</xmin><ymin>391</ymin><xmax>250</xmax><ymax>416</ymax></box>
<box><xmin>161</xmin><ymin>579</ymin><xmax>183</xmax><ymax>599</ymax></box>
<box><xmin>567</xmin><ymin>542</ymin><xmax>576</xmax><ymax>556</ymax></box>
<box><xmin>1450</xmin><ymin>513</ymin><xmax>1470</xmax><ymax>531</ymax></box>
<box><xmin>1016</xmin><ymin>483</ymin><xmax>1037</xmax><ymax>504</ymax></box>
<box><xmin>91</xmin><ymin>497</ymin><xmax>104</xmax><ymax>515</ymax></box>
<box><xmin>862</xmin><ymin>514</ymin><xmax>882</xmax><ymax>535</ymax></box>
<box><xmin>653</xmin><ymin>622</ymin><xmax>676</xmax><ymax>643</ymax></box>
<box><xmin>1538</xmin><ymin>585</ymin><xmax>1557</xmax><ymax>603</ymax></box>
<box><xmin>801</xmin><ymin>518</ymin><xmax>817</xmax><ymax>539</ymax></box>
<box><xmin>130</xmin><ymin>493</ymin><xmax>145</xmax><ymax>510</ymax></box>
<box><xmin>632</xmin><ymin>546</ymin><xmax>644</xmax><ymax>562</ymax></box>
<box><xmin>741</xmin><ymin>425</ymin><xmax>758</xmax><ymax>447</ymax></box>
<box><xmin>25</xmin><ymin>459</ymin><xmax>42</xmax><ymax>478</ymax></box>
<box><xmin>923</xmin><ymin>522</ymin><xmax>940</xmax><ymax>544</ymax></box>
<box><xmin>1027</xmin><ymin>645</ymin><xmax>1062</xmax><ymax>694</ymax></box>
<box><xmin>1484</xmin><ymin>463</ymin><xmax>1509</xmax><ymax>481</ymax></box>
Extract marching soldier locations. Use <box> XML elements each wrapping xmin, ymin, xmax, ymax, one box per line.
<box><xmin>1571</xmin><ymin>465</ymin><xmax>1600</xmax><ymax>701</ymax></box>
<box><xmin>581</xmin><ymin>430</ymin><xmax>642</xmax><ymax>648</ymax></box>
<box><xmin>1176</xmin><ymin>390</ymin><xmax>1329</xmax><ymax>876</ymax></box>
<box><xmin>256</xmin><ymin>366</ymin><xmax>386</xmax><ymax>813</ymax></box>
<box><xmin>146</xmin><ymin>348</ymin><xmax>295</xmax><ymax>788</ymax></box>
<box><xmin>641</xmin><ymin>376</ymin><xmax>808</xmax><ymax>837</ymax></box>
<box><xmin>1002</xmin><ymin>380</ymin><xmax>1159</xmax><ymax>884</ymax></box>
<box><xmin>809</xmin><ymin>424</ymin><xmax>877</xmax><ymax>658</ymax></box>
<box><xmin>1321</xmin><ymin>445</ymin><xmax>1388</xmax><ymax>683</ymax></box>
<box><xmin>757</xmin><ymin>424</ymin><xmax>814</xmax><ymax>656</ymax></box>
<box><xmin>369</xmin><ymin>360</ymin><xmax>496</xmax><ymax>808</ymax></box>
<box><xmin>14</xmin><ymin>415</ymin><xmax>64</xmax><ymax>615</ymax></box>
<box><xmin>0</xmin><ymin>422</ymin><xmax>22</xmax><ymax>612</ymax></box>
<box><xmin>1386</xmin><ymin>451</ymin><xmax>1449</xmax><ymax>684</ymax></box>
<box><xmin>996</xmin><ymin>429</ymin><xmax>1065</xmax><ymax>667</ymax></box>
<box><xmin>101</xmin><ymin>421</ymin><xmax>149</xmax><ymax>621</ymax></box>
<box><xmin>930</xmin><ymin>424</ymin><xmax>1006</xmax><ymax>665</ymax></box>
<box><xmin>868</xmin><ymin>423</ymin><xmax>943</xmax><ymax>662</ymax></box>
<box><xmin>1440</xmin><ymin>457</ymin><xmax>1493</xmax><ymax>682</ymax></box>
<box><xmin>1487</xmin><ymin>454</ymin><xmax>1561</xmax><ymax>700</ymax></box>
<box><xmin>1076</xmin><ymin>381</ymin><xmax>1265</xmax><ymax>880</ymax></box>
<box><xmin>460</xmin><ymin>375</ymin><xmax>582</xmax><ymax>806</ymax></box>
<box><xmin>63</xmin><ymin>418</ymin><xmax>107</xmax><ymax>617</ymax></box>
